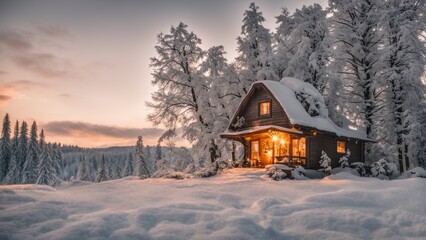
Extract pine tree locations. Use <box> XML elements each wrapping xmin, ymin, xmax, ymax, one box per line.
<box><xmin>378</xmin><ymin>0</ymin><xmax>426</xmax><ymax>172</ymax></box>
<box><xmin>22</xmin><ymin>121</ymin><xmax>39</xmax><ymax>184</ymax></box>
<box><xmin>338</xmin><ymin>149</ymin><xmax>351</xmax><ymax>168</ymax></box>
<box><xmin>39</xmin><ymin>129</ymin><xmax>45</xmax><ymax>150</ymax></box>
<box><xmin>4</xmin><ymin>154</ymin><xmax>19</xmax><ymax>184</ymax></box>
<box><xmin>52</xmin><ymin>143</ymin><xmax>63</xmax><ymax>178</ymax></box>
<box><xmin>96</xmin><ymin>155</ymin><xmax>107</xmax><ymax>183</ymax></box>
<box><xmin>122</xmin><ymin>152</ymin><xmax>133</xmax><ymax>177</ymax></box>
<box><xmin>237</xmin><ymin>2</ymin><xmax>277</xmax><ymax>88</ymax></box>
<box><xmin>36</xmin><ymin>145</ymin><xmax>55</xmax><ymax>185</ymax></box>
<box><xmin>106</xmin><ymin>161</ymin><xmax>113</xmax><ymax>180</ymax></box>
<box><xmin>155</xmin><ymin>143</ymin><xmax>162</xmax><ymax>161</ymax></box>
<box><xmin>76</xmin><ymin>156</ymin><xmax>90</xmax><ymax>181</ymax></box>
<box><xmin>17</xmin><ymin>121</ymin><xmax>28</xmax><ymax>178</ymax></box>
<box><xmin>134</xmin><ymin>136</ymin><xmax>149</xmax><ymax>178</ymax></box>
<box><xmin>0</xmin><ymin>113</ymin><xmax>12</xmax><ymax>182</ymax></box>
<box><xmin>320</xmin><ymin>150</ymin><xmax>332</xmax><ymax>176</ymax></box>
<box><xmin>329</xmin><ymin>0</ymin><xmax>382</xmax><ymax>143</ymax></box>
<box><xmin>277</xmin><ymin>4</ymin><xmax>329</xmax><ymax>94</ymax></box>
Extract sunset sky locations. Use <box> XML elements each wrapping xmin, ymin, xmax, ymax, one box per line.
<box><xmin>0</xmin><ymin>0</ymin><xmax>326</xmax><ymax>148</ymax></box>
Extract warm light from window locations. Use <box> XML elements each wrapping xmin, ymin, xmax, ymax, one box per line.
<box><xmin>259</xmin><ymin>102</ymin><xmax>271</xmax><ymax>116</ymax></box>
<box><xmin>337</xmin><ymin>141</ymin><xmax>346</xmax><ymax>153</ymax></box>
<box><xmin>272</xmin><ymin>135</ymin><xmax>278</xmax><ymax>141</ymax></box>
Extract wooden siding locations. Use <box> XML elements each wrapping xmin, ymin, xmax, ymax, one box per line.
<box><xmin>238</xmin><ymin>86</ymin><xmax>292</xmax><ymax>129</ymax></box>
<box><xmin>307</xmin><ymin>134</ymin><xmax>363</xmax><ymax>168</ymax></box>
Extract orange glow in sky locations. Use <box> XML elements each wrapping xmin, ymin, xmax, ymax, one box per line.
<box><xmin>0</xmin><ymin>0</ymin><xmax>326</xmax><ymax>147</ymax></box>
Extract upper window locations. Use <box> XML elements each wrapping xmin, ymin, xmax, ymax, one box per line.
<box><xmin>337</xmin><ymin>141</ymin><xmax>346</xmax><ymax>153</ymax></box>
<box><xmin>259</xmin><ymin>101</ymin><xmax>271</xmax><ymax>116</ymax></box>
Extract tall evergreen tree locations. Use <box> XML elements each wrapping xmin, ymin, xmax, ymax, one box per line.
<box><xmin>155</xmin><ymin>143</ymin><xmax>162</xmax><ymax>161</ymax></box>
<box><xmin>17</xmin><ymin>121</ymin><xmax>28</xmax><ymax>177</ymax></box>
<box><xmin>0</xmin><ymin>113</ymin><xmax>12</xmax><ymax>182</ymax></box>
<box><xmin>329</xmin><ymin>0</ymin><xmax>383</xmax><ymax>159</ymax></box>
<box><xmin>378</xmin><ymin>0</ymin><xmax>426</xmax><ymax>171</ymax></box>
<box><xmin>237</xmin><ymin>2</ymin><xmax>277</xmax><ymax>92</ymax></box>
<box><xmin>39</xmin><ymin>129</ymin><xmax>45</xmax><ymax>150</ymax></box>
<box><xmin>134</xmin><ymin>136</ymin><xmax>149</xmax><ymax>178</ymax></box>
<box><xmin>77</xmin><ymin>156</ymin><xmax>90</xmax><ymax>181</ymax></box>
<box><xmin>36</xmin><ymin>145</ymin><xmax>55</xmax><ymax>185</ymax></box>
<box><xmin>52</xmin><ymin>143</ymin><xmax>63</xmax><ymax>178</ymax></box>
<box><xmin>277</xmin><ymin>4</ymin><xmax>329</xmax><ymax>94</ymax></box>
<box><xmin>122</xmin><ymin>152</ymin><xmax>133</xmax><ymax>177</ymax></box>
<box><xmin>22</xmin><ymin>121</ymin><xmax>39</xmax><ymax>184</ymax></box>
<box><xmin>96</xmin><ymin>155</ymin><xmax>107</xmax><ymax>183</ymax></box>
<box><xmin>4</xmin><ymin>154</ymin><xmax>19</xmax><ymax>184</ymax></box>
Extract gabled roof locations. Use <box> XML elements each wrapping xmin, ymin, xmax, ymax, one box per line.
<box><xmin>228</xmin><ymin>77</ymin><xmax>371</xmax><ymax>141</ymax></box>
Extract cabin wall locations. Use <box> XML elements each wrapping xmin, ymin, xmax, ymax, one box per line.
<box><xmin>308</xmin><ymin>134</ymin><xmax>364</xmax><ymax>169</ymax></box>
<box><xmin>240</xmin><ymin>86</ymin><xmax>292</xmax><ymax>129</ymax></box>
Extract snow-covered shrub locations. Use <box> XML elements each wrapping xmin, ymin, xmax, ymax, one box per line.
<box><xmin>401</xmin><ymin>167</ymin><xmax>426</xmax><ymax>178</ymax></box>
<box><xmin>165</xmin><ymin>171</ymin><xmax>187</xmax><ymax>180</ymax></box>
<box><xmin>265</xmin><ymin>165</ymin><xmax>289</xmax><ymax>181</ymax></box>
<box><xmin>291</xmin><ymin>166</ymin><xmax>308</xmax><ymax>180</ymax></box>
<box><xmin>152</xmin><ymin>159</ymin><xmax>174</xmax><ymax>178</ymax></box>
<box><xmin>371</xmin><ymin>159</ymin><xmax>399</xmax><ymax>180</ymax></box>
<box><xmin>338</xmin><ymin>149</ymin><xmax>350</xmax><ymax>168</ymax></box>
<box><xmin>319</xmin><ymin>151</ymin><xmax>332</xmax><ymax>176</ymax></box>
<box><xmin>350</xmin><ymin>162</ymin><xmax>372</xmax><ymax>177</ymax></box>
<box><xmin>271</xmin><ymin>170</ymin><xmax>287</xmax><ymax>181</ymax></box>
<box><xmin>194</xmin><ymin>158</ymin><xmax>230</xmax><ymax>178</ymax></box>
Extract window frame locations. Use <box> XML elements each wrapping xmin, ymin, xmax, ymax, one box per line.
<box><xmin>258</xmin><ymin>100</ymin><xmax>272</xmax><ymax>117</ymax></box>
<box><xmin>337</xmin><ymin>141</ymin><xmax>346</xmax><ymax>153</ymax></box>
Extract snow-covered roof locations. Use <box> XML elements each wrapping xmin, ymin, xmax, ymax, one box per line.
<box><xmin>246</xmin><ymin>77</ymin><xmax>370</xmax><ymax>141</ymax></box>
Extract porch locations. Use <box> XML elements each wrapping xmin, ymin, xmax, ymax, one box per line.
<box><xmin>221</xmin><ymin>125</ymin><xmax>308</xmax><ymax>168</ymax></box>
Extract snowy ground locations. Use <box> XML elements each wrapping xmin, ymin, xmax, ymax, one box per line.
<box><xmin>1</xmin><ymin>169</ymin><xmax>426</xmax><ymax>240</ymax></box>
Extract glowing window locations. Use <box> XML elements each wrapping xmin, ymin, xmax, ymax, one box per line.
<box><xmin>337</xmin><ymin>141</ymin><xmax>346</xmax><ymax>153</ymax></box>
<box><xmin>259</xmin><ymin>102</ymin><xmax>271</xmax><ymax>116</ymax></box>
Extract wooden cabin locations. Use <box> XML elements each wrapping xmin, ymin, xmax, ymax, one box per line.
<box><xmin>220</xmin><ymin>78</ymin><xmax>371</xmax><ymax>169</ymax></box>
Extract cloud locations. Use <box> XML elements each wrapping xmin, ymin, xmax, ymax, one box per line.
<box><xmin>12</xmin><ymin>53</ymin><xmax>74</xmax><ymax>78</ymax></box>
<box><xmin>0</xmin><ymin>80</ymin><xmax>51</xmax><ymax>105</ymax></box>
<box><xmin>0</xmin><ymin>71</ymin><xmax>8</xmax><ymax>75</ymax></box>
<box><xmin>37</xmin><ymin>25</ymin><xmax>72</xmax><ymax>39</ymax></box>
<box><xmin>42</xmin><ymin>121</ymin><xmax>165</xmax><ymax>140</ymax></box>
<box><xmin>0</xmin><ymin>95</ymin><xmax>12</xmax><ymax>105</ymax></box>
<box><xmin>0</xmin><ymin>28</ymin><xmax>33</xmax><ymax>51</ymax></box>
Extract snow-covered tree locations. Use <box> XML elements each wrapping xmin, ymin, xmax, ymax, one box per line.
<box><xmin>278</xmin><ymin>4</ymin><xmax>329</xmax><ymax>94</ymax></box>
<box><xmin>338</xmin><ymin>149</ymin><xmax>351</xmax><ymax>168</ymax></box>
<box><xmin>155</xmin><ymin>143</ymin><xmax>161</xmax><ymax>161</ymax></box>
<box><xmin>22</xmin><ymin>121</ymin><xmax>39</xmax><ymax>184</ymax></box>
<box><xmin>96</xmin><ymin>155</ymin><xmax>107</xmax><ymax>183</ymax></box>
<box><xmin>36</xmin><ymin>145</ymin><xmax>56</xmax><ymax>185</ymax></box>
<box><xmin>372</xmin><ymin>158</ymin><xmax>398</xmax><ymax>180</ymax></box>
<box><xmin>122</xmin><ymin>152</ymin><xmax>133</xmax><ymax>177</ymax></box>
<box><xmin>17</xmin><ymin>121</ymin><xmax>28</xmax><ymax>178</ymax></box>
<box><xmin>319</xmin><ymin>150</ymin><xmax>332</xmax><ymax>176</ymax></box>
<box><xmin>134</xmin><ymin>136</ymin><xmax>149</xmax><ymax>178</ymax></box>
<box><xmin>329</xmin><ymin>0</ymin><xmax>383</xmax><ymax>143</ymax></box>
<box><xmin>237</xmin><ymin>2</ymin><xmax>277</xmax><ymax>89</ymax></box>
<box><xmin>39</xmin><ymin>129</ymin><xmax>45</xmax><ymax>150</ymax></box>
<box><xmin>0</xmin><ymin>113</ymin><xmax>12</xmax><ymax>182</ymax></box>
<box><xmin>77</xmin><ymin>156</ymin><xmax>90</xmax><ymax>181</ymax></box>
<box><xmin>4</xmin><ymin>154</ymin><xmax>19</xmax><ymax>184</ymax></box>
<box><xmin>52</xmin><ymin>143</ymin><xmax>63</xmax><ymax>178</ymax></box>
<box><xmin>378</xmin><ymin>0</ymin><xmax>426</xmax><ymax>172</ymax></box>
<box><xmin>152</xmin><ymin>159</ymin><xmax>174</xmax><ymax>178</ymax></box>
<box><xmin>147</xmin><ymin>22</ymin><xmax>210</xmax><ymax>165</ymax></box>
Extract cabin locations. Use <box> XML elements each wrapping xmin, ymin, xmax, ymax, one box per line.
<box><xmin>220</xmin><ymin>77</ymin><xmax>372</xmax><ymax>169</ymax></box>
